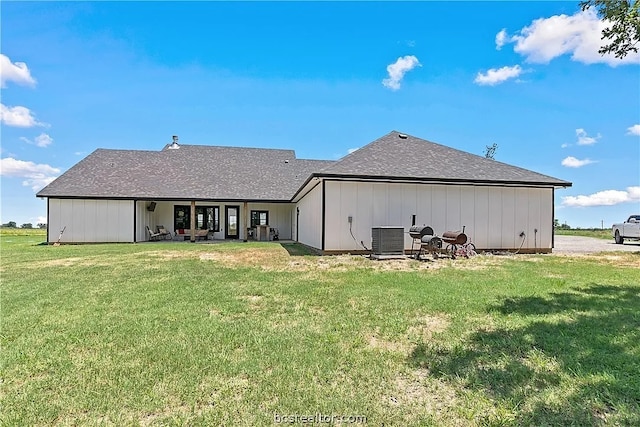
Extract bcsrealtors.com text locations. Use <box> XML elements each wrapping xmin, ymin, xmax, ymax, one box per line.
<box><xmin>274</xmin><ymin>413</ymin><xmax>367</xmax><ymax>424</ymax></box>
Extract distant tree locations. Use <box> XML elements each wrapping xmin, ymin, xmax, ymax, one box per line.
<box><xmin>484</xmin><ymin>143</ymin><xmax>498</xmax><ymax>160</ymax></box>
<box><xmin>21</xmin><ymin>223</ymin><xmax>33</xmax><ymax>229</ymax></box>
<box><xmin>580</xmin><ymin>0</ymin><xmax>640</xmax><ymax>58</ymax></box>
<box><xmin>37</xmin><ymin>223</ymin><xmax>47</xmax><ymax>229</ymax></box>
<box><xmin>2</xmin><ymin>221</ymin><xmax>17</xmax><ymax>228</ymax></box>
<box><xmin>554</xmin><ymin>219</ymin><xmax>560</xmax><ymax>228</ymax></box>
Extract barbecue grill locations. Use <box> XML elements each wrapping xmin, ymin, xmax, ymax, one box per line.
<box><xmin>409</xmin><ymin>225</ymin><xmax>434</xmax><ymax>239</ymax></box>
<box><xmin>441</xmin><ymin>231</ymin><xmax>467</xmax><ymax>245</ymax></box>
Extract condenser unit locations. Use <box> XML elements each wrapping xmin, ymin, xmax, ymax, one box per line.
<box><xmin>371</xmin><ymin>227</ymin><xmax>405</xmax><ymax>255</ymax></box>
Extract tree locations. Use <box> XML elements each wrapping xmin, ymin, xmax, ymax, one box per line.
<box><xmin>1</xmin><ymin>221</ymin><xmax>17</xmax><ymax>228</ymax></box>
<box><xmin>21</xmin><ymin>223</ymin><xmax>33</xmax><ymax>229</ymax></box>
<box><xmin>581</xmin><ymin>0</ymin><xmax>640</xmax><ymax>58</ymax></box>
<box><xmin>37</xmin><ymin>223</ymin><xmax>47</xmax><ymax>229</ymax></box>
<box><xmin>484</xmin><ymin>143</ymin><xmax>498</xmax><ymax>160</ymax></box>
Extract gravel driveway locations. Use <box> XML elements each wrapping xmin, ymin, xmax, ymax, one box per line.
<box><xmin>553</xmin><ymin>235</ymin><xmax>640</xmax><ymax>254</ymax></box>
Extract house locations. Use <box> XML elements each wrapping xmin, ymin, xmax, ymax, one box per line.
<box><xmin>36</xmin><ymin>131</ymin><xmax>572</xmax><ymax>253</ymax></box>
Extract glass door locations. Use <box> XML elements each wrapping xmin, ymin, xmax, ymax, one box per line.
<box><xmin>225</xmin><ymin>206</ymin><xmax>239</xmax><ymax>239</ymax></box>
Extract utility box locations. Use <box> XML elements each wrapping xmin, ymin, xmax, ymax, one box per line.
<box><xmin>371</xmin><ymin>227</ymin><xmax>405</xmax><ymax>255</ymax></box>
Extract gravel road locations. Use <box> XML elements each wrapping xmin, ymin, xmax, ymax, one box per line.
<box><xmin>553</xmin><ymin>235</ymin><xmax>640</xmax><ymax>254</ymax></box>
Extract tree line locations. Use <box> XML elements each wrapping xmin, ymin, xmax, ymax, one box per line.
<box><xmin>1</xmin><ymin>222</ymin><xmax>47</xmax><ymax>229</ymax></box>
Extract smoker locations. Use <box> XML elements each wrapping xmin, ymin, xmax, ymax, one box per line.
<box><xmin>441</xmin><ymin>231</ymin><xmax>467</xmax><ymax>246</ymax></box>
<box><xmin>409</xmin><ymin>225</ymin><xmax>434</xmax><ymax>240</ymax></box>
<box><xmin>410</xmin><ymin>225</ymin><xmax>440</xmax><ymax>260</ymax></box>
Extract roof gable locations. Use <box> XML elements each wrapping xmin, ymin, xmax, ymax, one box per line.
<box><xmin>321</xmin><ymin>131</ymin><xmax>571</xmax><ymax>186</ymax></box>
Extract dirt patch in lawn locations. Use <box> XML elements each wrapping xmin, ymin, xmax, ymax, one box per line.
<box><xmin>407</xmin><ymin>313</ymin><xmax>451</xmax><ymax>342</ymax></box>
<box><xmin>367</xmin><ymin>333</ymin><xmax>412</xmax><ymax>354</ymax></box>
<box><xmin>384</xmin><ymin>368</ymin><xmax>462</xmax><ymax>424</ymax></box>
<box><xmin>196</xmin><ymin>248</ymin><xmax>498</xmax><ymax>273</ymax></box>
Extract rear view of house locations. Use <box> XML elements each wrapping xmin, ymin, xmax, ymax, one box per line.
<box><xmin>37</xmin><ymin>131</ymin><xmax>571</xmax><ymax>253</ymax></box>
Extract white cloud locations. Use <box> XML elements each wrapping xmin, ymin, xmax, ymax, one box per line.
<box><xmin>20</xmin><ymin>133</ymin><xmax>54</xmax><ymax>148</ymax></box>
<box><xmin>576</xmin><ymin>128</ymin><xmax>601</xmax><ymax>145</ymax></box>
<box><xmin>36</xmin><ymin>216</ymin><xmax>47</xmax><ymax>224</ymax></box>
<box><xmin>0</xmin><ymin>157</ymin><xmax>60</xmax><ymax>191</ymax></box>
<box><xmin>382</xmin><ymin>55</ymin><xmax>421</xmax><ymax>91</ymax></box>
<box><xmin>495</xmin><ymin>29</ymin><xmax>508</xmax><ymax>50</ymax></box>
<box><xmin>627</xmin><ymin>124</ymin><xmax>640</xmax><ymax>136</ymax></box>
<box><xmin>562</xmin><ymin>186</ymin><xmax>640</xmax><ymax>207</ymax></box>
<box><xmin>347</xmin><ymin>147</ymin><xmax>359</xmax><ymax>154</ymax></box>
<box><xmin>0</xmin><ymin>103</ymin><xmax>45</xmax><ymax>127</ymax></box>
<box><xmin>561</xmin><ymin>156</ymin><xmax>595</xmax><ymax>168</ymax></box>
<box><xmin>0</xmin><ymin>54</ymin><xmax>36</xmax><ymax>88</ymax></box>
<box><xmin>506</xmin><ymin>9</ymin><xmax>640</xmax><ymax>66</ymax></box>
<box><xmin>474</xmin><ymin>65</ymin><xmax>523</xmax><ymax>86</ymax></box>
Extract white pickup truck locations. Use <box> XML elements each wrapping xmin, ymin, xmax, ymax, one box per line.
<box><xmin>612</xmin><ymin>215</ymin><xmax>640</xmax><ymax>244</ymax></box>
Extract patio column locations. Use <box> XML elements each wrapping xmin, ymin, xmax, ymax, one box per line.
<box><xmin>190</xmin><ymin>200</ymin><xmax>196</xmax><ymax>242</ymax></box>
<box><xmin>243</xmin><ymin>201</ymin><xmax>248</xmax><ymax>242</ymax></box>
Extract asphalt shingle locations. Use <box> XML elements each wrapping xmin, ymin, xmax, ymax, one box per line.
<box><xmin>37</xmin><ymin>145</ymin><xmax>334</xmax><ymax>200</ymax></box>
<box><xmin>36</xmin><ymin>131</ymin><xmax>570</xmax><ymax>200</ymax></box>
<box><xmin>320</xmin><ymin>131</ymin><xmax>571</xmax><ymax>186</ymax></box>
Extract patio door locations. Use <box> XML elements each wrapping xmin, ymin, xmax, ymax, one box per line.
<box><xmin>225</xmin><ymin>206</ymin><xmax>239</xmax><ymax>239</ymax></box>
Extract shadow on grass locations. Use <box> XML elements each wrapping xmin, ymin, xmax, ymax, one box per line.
<box><xmin>409</xmin><ymin>284</ymin><xmax>640</xmax><ymax>425</ymax></box>
<box><xmin>279</xmin><ymin>242</ymin><xmax>320</xmax><ymax>257</ymax></box>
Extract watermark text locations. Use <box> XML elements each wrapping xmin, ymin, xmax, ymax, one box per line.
<box><xmin>274</xmin><ymin>413</ymin><xmax>367</xmax><ymax>424</ymax></box>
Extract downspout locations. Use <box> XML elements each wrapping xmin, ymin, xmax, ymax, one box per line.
<box><xmin>296</xmin><ymin>207</ymin><xmax>300</xmax><ymax>242</ymax></box>
<box><xmin>321</xmin><ymin>180</ymin><xmax>326</xmax><ymax>252</ymax></box>
<box><xmin>551</xmin><ymin>188</ymin><xmax>555</xmax><ymax>249</ymax></box>
<box><xmin>133</xmin><ymin>199</ymin><xmax>137</xmax><ymax>243</ymax></box>
<box><xmin>46</xmin><ymin>198</ymin><xmax>50</xmax><ymax>243</ymax></box>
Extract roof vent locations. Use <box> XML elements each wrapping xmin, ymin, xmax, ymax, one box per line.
<box><xmin>398</xmin><ymin>133</ymin><xmax>408</xmax><ymax>139</ymax></box>
<box><xmin>168</xmin><ymin>135</ymin><xmax>180</xmax><ymax>149</ymax></box>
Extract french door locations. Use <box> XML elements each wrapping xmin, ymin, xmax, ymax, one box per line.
<box><xmin>225</xmin><ymin>206</ymin><xmax>240</xmax><ymax>239</ymax></box>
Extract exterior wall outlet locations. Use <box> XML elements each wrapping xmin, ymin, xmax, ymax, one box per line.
<box><xmin>348</xmin><ymin>216</ymin><xmax>353</xmax><ymax>223</ymax></box>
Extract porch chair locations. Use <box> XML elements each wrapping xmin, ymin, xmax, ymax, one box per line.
<box><xmin>156</xmin><ymin>225</ymin><xmax>172</xmax><ymax>240</ymax></box>
<box><xmin>146</xmin><ymin>225</ymin><xmax>162</xmax><ymax>241</ymax></box>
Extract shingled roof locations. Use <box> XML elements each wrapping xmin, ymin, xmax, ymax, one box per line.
<box><xmin>37</xmin><ymin>145</ymin><xmax>334</xmax><ymax>200</ymax></box>
<box><xmin>317</xmin><ymin>131</ymin><xmax>571</xmax><ymax>187</ymax></box>
<box><xmin>37</xmin><ymin>131</ymin><xmax>571</xmax><ymax>201</ymax></box>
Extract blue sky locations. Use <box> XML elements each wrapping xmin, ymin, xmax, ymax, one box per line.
<box><xmin>1</xmin><ymin>1</ymin><xmax>639</xmax><ymax>229</ymax></box>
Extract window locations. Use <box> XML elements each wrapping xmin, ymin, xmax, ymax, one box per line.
<box><xmin>174</xmin><ymin>205</ymin><xmax>219</xmax><ymax>231</ymax></box>
<box><xmin>250</xmin><ymin>210</ymin><xmax>269</xmax><ymax>227</ymax></box>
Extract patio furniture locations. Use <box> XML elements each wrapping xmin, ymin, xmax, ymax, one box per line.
<box><xmin>175</xmin><ymin>228</ymin><xmax>210</xmax><ymax>241</ymax></box>
<box><xmin>146</xmin><ymin>225</ymin><xmax>162</xmax><ymax>241</ymax></box>
<box><xmin>156</xmin><ymin>225</ymin><xmax>172</xmax><ymax>240</ymax></box>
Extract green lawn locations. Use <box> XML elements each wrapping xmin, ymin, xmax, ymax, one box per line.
<box><xmin>2</xmin><ymin>236</ymin><xmax>639</xmax><ymax>426</ymax></box>
<box><xmin>554</xmin><ymin>228</ymin><xmax>612</xmax><ymax>240</ymax></box>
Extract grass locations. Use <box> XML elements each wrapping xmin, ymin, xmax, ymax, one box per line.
<box><xmin>2</xmin><ymin>237</ymin><xmax>639</xmax><ymax>426</ymax></box>
<box><xmin>554</xmin><ymin>228</ymin><xmax>612</xmax><ymax>240</ymax></box>
<box><xmin>0</xmin><ymin>228</ymin><xmax>46</xmax><ymax>237</ymax></box>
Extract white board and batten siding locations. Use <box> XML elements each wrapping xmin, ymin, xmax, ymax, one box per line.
<box><xmin>246</xmin><ymin>203</ymin><xmax>294</xmax><ymax>240</ymax></box>
<box><xmin>295</xmin><ymin>182</ymin><xmax>323</xmax><ymax>250</ymax></box>
<box><xmin>48</xmin><ymin>199</ymin><xmax>134</xmax><ymax>243</ymax></box>
<box><xmin>322</xmin><ymin>180</ymin><xmax>553</xmax><ymax>252</ymax></box>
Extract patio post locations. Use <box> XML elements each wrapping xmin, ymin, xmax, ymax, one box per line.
<box><xmin>190</xmin><ymin>200</ymin><xmax>196</xmax><ymax>242</ymax></box>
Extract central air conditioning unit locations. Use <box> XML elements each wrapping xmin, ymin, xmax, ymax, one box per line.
<box><xmin>371</xmin><ymin>227</ymin><xmax>405</xmax><ymax>255</ymax></box>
